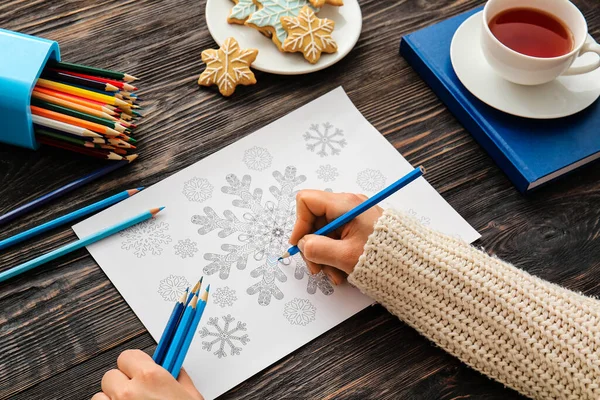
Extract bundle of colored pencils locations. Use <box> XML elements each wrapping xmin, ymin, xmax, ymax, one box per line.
<box><xmin>32</xmin><ymin>61</ymin><xmax>142</xmax><ymax>161</ymax></box>
<box><xmin>153</xmin><ymin>279</ymin><xmax>210</xmax><ymax>379</ymax></box>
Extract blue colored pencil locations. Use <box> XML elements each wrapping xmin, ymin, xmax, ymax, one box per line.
<box><xmin>0</xmin><ymin>160</ymin><xmax>133</xmax><ymax>227</ymax></box>
<box><xmin>186</xmin><ymin>277</ymin><xmax>203</xmax><ymax>306</ymax></box>
<box><xmin>0</xmin><ymin>207</ymin><xmax>164</xmax><ymax>283</ymax></box>
<box><xmin>161</xmin><ymin>294</ymin><xmax>198</xmax><ymax>371</ymax></box>
<box><xmin>170</xmin><ymin>285</ymin><xmax>210</xmax><ymax>379</ymax></box>
<box><xmin>280</xmin><ymin>166</ymin><xmax>425</xmax><ymax>259</ymax></box>
<box><xmin>153</xmin><ymin>288</ymin><xmax>189</xmax><ymax>365</ymax></box>
<box><xmin>0</xmin><ymin>188</ymin><xmax>143</xmax><ymax>251</ymax></box>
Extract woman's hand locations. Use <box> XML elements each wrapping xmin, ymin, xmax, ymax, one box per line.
<box><xmin>92</xmin><ymin>349</ymin><xmax>204</xmax><ymax>400</ymax></box>
<box><xmin>289</xmin><ymin>190</ymin><xmax>383</xmax><ymax>284</ymax></box>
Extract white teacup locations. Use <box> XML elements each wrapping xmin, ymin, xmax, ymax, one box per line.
<box><xmin>481</xmin><ymin>0</ymin><xmax>600</xmax><ymax>85</ymax></box>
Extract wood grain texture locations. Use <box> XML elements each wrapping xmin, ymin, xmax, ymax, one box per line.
<box><xmin>1</xmin><ymin>0</ymin><xmax>599</xmax><ymax>399</ymax></box>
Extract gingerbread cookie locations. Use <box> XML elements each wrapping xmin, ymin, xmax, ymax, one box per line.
<box><xmin>245</xmin><ymin>0</ymin><xmax>318</xmax><ymax>50</ymax></box>
<box><xmin>198</xmin><ymin>37</ymin><xmax>258</xmax><ymax>97</ymax></box>
<box><xmin>281</xmin><ymin>6</ymin><xmax>337</xmax><ymax>64</ymax></box>
<box><xmin>228</xmin><ymin>0</ymin><xmax>258</xmax><ymax>24</ymax></box>
<box><xmin>309</xmin><ymin>0</ymin><xmax>343</xmax><ymax>6</ymax></box>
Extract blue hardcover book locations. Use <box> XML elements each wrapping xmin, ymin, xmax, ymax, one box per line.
<box><xmin>400</xmin><ymin>7</ymin><xmax>600</xmax><ymax>193</ymax></box>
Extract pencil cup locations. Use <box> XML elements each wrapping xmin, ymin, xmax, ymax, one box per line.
<box><xmin>0</xmin><ymin>29</ymin><xmax>61</xmax><ymax>149</ymax></box>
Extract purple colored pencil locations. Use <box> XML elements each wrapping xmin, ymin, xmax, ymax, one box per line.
<box><xmin>0</xmin><ymin>161</ymin><xmax>130</xmax><ymax>226</ymax></box>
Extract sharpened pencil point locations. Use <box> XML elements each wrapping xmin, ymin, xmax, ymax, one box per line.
<box><xmin>159</xmin><ymin>206</ymin><xmax>165</xmax><ymax>211</ymax></box>
<box><xmin>137</xmin><ymin>187</ymin><xmax>144</xmax><ymax>191</ymax></box>
<box><xmin>279</xmin><ymin>251</ymin><xmax>290</xmax><ymax>260</ymax></box>
<box><xmin>206</xmin><ymin>284</ymin><xmax>210</xmax><ymax>292</ymax></box>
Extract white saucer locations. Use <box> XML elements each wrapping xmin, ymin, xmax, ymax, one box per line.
<box><xmin>450</xmin><ymin>12</ymin><xmax>600</xmax><ymax>119</ymax></box>
<box><xmin>205</xmin><ymin>0</ymin><xmax>362</xmax><ymax>75</ymax></box>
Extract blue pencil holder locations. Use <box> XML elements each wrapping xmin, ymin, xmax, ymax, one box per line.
<box><xmin>0</xmin><ymin>29</ymin><xmax>61</xmax><ymax>149</ymax></box>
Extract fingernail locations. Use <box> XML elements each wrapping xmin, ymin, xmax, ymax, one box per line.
<box><xmin>298</xmin><ymin>238</ymin><xmax>305</xmax><ymax>253</ymax></box>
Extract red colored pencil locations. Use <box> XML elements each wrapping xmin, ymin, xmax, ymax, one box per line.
<box><xmin>37</xmin><ymin>136</ymin><xmax>124</xmax><ymax>160</ymax></box>
<box><xmin>48</xmin><ymin>69</ymin><xmax>138</xmax><ymax>91</ymax></box>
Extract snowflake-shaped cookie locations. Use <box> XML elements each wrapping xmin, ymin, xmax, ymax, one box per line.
<box><xmin>281</xmin><ymin>6</ymin><xmax>337</xmax><ymax>64</ymax></box>
<box><xmin>198</xmin><ymin>37</ymin><xmax>258</xmax><ymax>97</ymax></box>
<box><xmin>228</xmin><ymin>0</ymin><xmax>257</xmax><ymax>24</ymax></box>
<box><xmin>245</xmin><ymin>0</ymin><xmax>318</xmax><ymax>49</ymax></box>
<box><xmin>309</xmin><ymin>0</ymin><xmax>343</xmax><ymax>6</ymax></box>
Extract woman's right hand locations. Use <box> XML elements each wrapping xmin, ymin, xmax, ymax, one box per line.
<box><xmin>289</xmin><ymin>190</ymin><xmax>383</xmax><ymax>284</ymax></box>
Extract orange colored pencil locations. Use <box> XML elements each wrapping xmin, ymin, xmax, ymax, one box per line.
<box><xmin>33</xmin><ymin>87</ymin><xmax>116</xmax><ymax>115</ymax></box>
<box><xmin>32</xmin><ymin>90</ymin><xmax>118</xmax><ymax>121</ymax></box>
<box><xmin>31</xmin><ymin>106</ymin><xmax>121</xmax><ymax>137</ymax></box>
<box><xmin>36</xmin><ymin>79</ymin><xmax>130</xmax><ymax>108</ymax></box>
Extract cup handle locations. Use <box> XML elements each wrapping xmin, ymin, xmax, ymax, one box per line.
<box><xmin>563</xmin><ymin>37</ymin><xmax>600</xmax><ymax>76</ymax></box>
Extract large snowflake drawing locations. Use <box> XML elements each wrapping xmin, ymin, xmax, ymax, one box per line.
<box><xmin>199</xmin><ymin>314</ymin><xmax>250</xmax><ymax>358</ymax></box>
<box><xmin>191</xmin><ymin>166</ymin><xmax>306</xmax><ymax>306</ymax></box>
<box><xmin>174</xmin><ymin>239</ymin><xmax>199</xmax><ymax>259</ymax></box>
<box><xmin>316</xmin><ymin>164</ymin><xmax>339</xmax><ymax>182</ymax></box>
<box><xmin>284</xmin><ymin>298</ymin><xmax>316</xmax><ymax>326</ymax></box>
<box><xmin>183</xmin><ymin>177</ymin><xmax>214</xmax><ymax>203</ymax></box>
<box><xmin>158</xmin><ymin>274</ymin><xmax>190</xmax><ymax>301</ymax></box>
<box><xmin>213</xmin><ymin>286</ymin><xmax>238</xmax><ymax>308</ymax></box>
<box><xmin>356</xmin><ymin>169</ymin><xmax>386</xmax><ymax>192</ymax></box>
<box><xmin>120</xmin><ymin>219</ymin><xmax>172</xmax><ymax>258</ymax></box>
<box><xmin>303</xmin><ymin>122</ymin><xmax>346</xmax><ymax>157</ymax></box>
<box><xmin>294</xmin><ymin>257</ymin><xmax>334</xmax><ymax>295</ymax></box>
<box><xmin>243</xmin><ymin>146</ymin><xmax>273</xmax><ymax>171</ymax></box>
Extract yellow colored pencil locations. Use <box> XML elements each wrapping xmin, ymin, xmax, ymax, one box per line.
<box><xmin>36</xmin><ymin>78</ymin><xmax>130</xmax><ymax>108</ymax></box>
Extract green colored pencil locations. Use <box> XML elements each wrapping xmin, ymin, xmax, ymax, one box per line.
<box><xmin>49</xmin><ymin>61</ymin><xmax>138</xmax><ymax>82</ymax></box>
<box><xmin>36</xmin><ymin>128</ymin><xmax>107</xmax><ymax>147</ymax></box>
<box><xmin>31</xmin><ymin>98</ymin><xmax>127</xmax><ymax>132</ymax></box>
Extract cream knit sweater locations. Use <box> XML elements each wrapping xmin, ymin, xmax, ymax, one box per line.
<box><xmin>348</xmin><ymin>210</ymin><xmax>600</xmax><ymax>400</ymax></box>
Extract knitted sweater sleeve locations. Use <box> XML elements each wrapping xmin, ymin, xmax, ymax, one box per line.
<box><xmin>347</xmin><ymin>209</ymin><xmax>600</xmax><ymax>400</ymax></box>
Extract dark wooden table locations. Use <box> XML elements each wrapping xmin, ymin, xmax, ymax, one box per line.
<box><xmin>1</xmin><ymin>1</ymin><xmax>599</xmax><ymax>399</ymax></box>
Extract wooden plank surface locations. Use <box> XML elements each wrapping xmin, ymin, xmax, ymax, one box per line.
<box><xmin>1</xmin><ymin>0</ymin><xmax>599</xmax><ymax>398</ymax></box>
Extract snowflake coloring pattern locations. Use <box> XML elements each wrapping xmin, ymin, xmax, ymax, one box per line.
<box><xmin>158</xmin><ymin>274</ymin><xmax>190</xmax><ymax>301</ymax></box>
<box><xmin>284</xmin><ymin>298</ymin><xmax>316</xmax><ymax>326</ymax></box>
<box><xmin>199</xmin><ymin>314</ymin><xmax>250</xmax><ymax>358</ymax></box>
<box><xmin>245</xmin><ymin>0</ymin><xmax>317</xmax><ymax>46</ymax></box>
<box><xmin>407</xmin><ymin>209</ymin><xmax>431</xmax><ymax>226</ymax></box>
<box><xmin>243</xmin><ymin>146</ymin><xmax>273</xmax><ymax>171</ymax></box>
<box><xmin>183</xmin><ymin>177</ymin><xmax>214</xmax><ymax>203</ymax></box>
<box><xmin>304</xmin><ymin>122</ymin><xmax>346</xmax><ymax>157</ymax></box>
<box><xmin>191</xmin><ymin>166</ymin><xmax>306</xmax><ymax>306</ymax></box>
<box><xmin>294</xmin><ymin>257</ymin><xmax>334</xmax><ymax>295</ymax></box>
<box><xmin>356</xmin><ymin>169</ymin><xmax>386</xmax><ymax>192</ymax></box>
<box><xmin>213</xmin><ymin>286</ymin><xmax>238</xmax><ymax>308</ymax></box>
<box><xmin>316</xmin><ymin>164</ymin><xmax>339</xmax><ymax>182</ymax></box>
<box><xmin>120</xmin><ymin>219</ymin><xmax>172</xmax><ymax>258</ymax></box>
<box><xmin>174</xmin><ymin>239</ymin><xmax>199</xmax><ymax>259</ymax></box>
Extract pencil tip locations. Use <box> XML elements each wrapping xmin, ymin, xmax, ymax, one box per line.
<box><xmin>137</xmin><ymin>186</ymin><xmax>145</xmax><ymax>191</ymax></box>
<box><xmin>159</xmin><ymin>206</ymin><xmax>165</xmax><ymax>211</ymax></box>
<box><xmin>206</xmin><ymin>284</ymin><xmax>210</xmax><ymax>292</ymax></box>
<box><xmin>279</xmin><ymin>252</ymin><xmax>290</xmax><ymax>261</ymax></box>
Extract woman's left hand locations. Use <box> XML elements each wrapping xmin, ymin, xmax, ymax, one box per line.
<box><xmin>92</xmin><ymin>349</ymin><xmax>204</xmax><ymax>400</ymax></box>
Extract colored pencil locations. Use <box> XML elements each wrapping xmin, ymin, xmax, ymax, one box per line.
<box><xmin>36</xmin><ymin>78</ymin><xmax>130</xmax><ymax>108</ymax></box>
<box><xmin>170</xmin><ymin>285</ymin><xmax>210</xmax><ymax>378</ymax></box>
<box><xmin>0</xmin><ymin>161</ymin><xmax>132</xmax><ymax>226</ymax></box>
<box><xmin>33</xmin><ymin>87</ymin><xmax>117</xmax><ymax>114</ymax></box>
<box><xmin>32</xmin><ymin>114</ymin><xmax>100</xmax><ymax>138</ymax></box>
<box><xmin>50</xmin><ymin>61</ymin><xmax>138</xmax><ymax>82</ymax></box>
<box><xmin>42</xmin><ymin>70</ymin><xmax>119</xmax><ymax>92</ymax></box>
<box><xmin>0</xmin><ymin>207</ymin><xmax>163</xmax><ymax>283</ymax></box>
<box><xmin>153</xmin><ymin>288</ymin><xmax>189</xmax><ymax>366</ymax></box>
<box><xmin>186</xmin><ymin>278</ymin><xmax>203</xmax><ymax>306</ymax></box>
<box><xmin>31</xmin><ymin>99</ymin><xmax>127</xmax><ymax>133</ymax></box>
<box><xmin>36</xmin><ymin>129</ymin><xmax>107</xmax><ymax>148</ymax></box>
<box><xmin>37</xmin><ymin>136</ymin><xmax>123</xmax><ymax>160</ymax></box>
<box><xmin>32</xmin><ymin>91</ymin><xmax>118</xmax><ymax>121</ymax></box>
<box><xmin>0</xmin><ymin>188</ymin><xmax>142</xmax><ymax>251</ymax></box>
<box><xmin>161</xmin><ymin>294</ymin><xmax>198</xmax><ymax>372</ymax></box>
<box><xmin>31</xmin><ymin>105</ymin><xmax>121</xmax><ymax>137</ymax></box>
<box><xmin>280</xmin><ymin>166</ymin><xmax>426</xmax><ymax>259</ymax></box>
<box><xmin>50</xmin><ymin>69</ymin><xmax>138</xmax><ymax>91</ymax></box>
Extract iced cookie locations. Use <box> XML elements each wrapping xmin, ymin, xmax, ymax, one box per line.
<box><xmin>309</xmin><ymin>0</ymin><xmax>343</xmax><ymax>6</ymax></box>
<box><xmin>198</xmin><ymin>37</ymin><xmax>259</xmax><ymax>97</ymax></box>
<box><xmin>228</xmin><ymin>0</ymin><xmax>258</xmax><ymax>24</ymax></box>
<box><xmin>245</xmin><ymin>0</ymin><xmax>318</xmax><ymax>50</ymax></box>
<box><xmin>281</xmin><ymin>6</ymin><xmax>337</xmax><ymax>64</ymax></box>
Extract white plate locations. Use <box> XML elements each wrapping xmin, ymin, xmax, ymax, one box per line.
<box><xmin>205</xmin><ymin>0</ymin><xmax>362</xmax><ymax>75</ymax></box>
<box><xmin>450</xmin><ymin>12</ymin><xmax>600</xmax><ymax>119</ymax></box>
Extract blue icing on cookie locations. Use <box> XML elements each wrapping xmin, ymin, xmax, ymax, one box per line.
<box><xmin>230</xmin><ymin>0</ymin><xmax>257</xmax><ymax>21</ymax></box>
<box><xmin>246</xmin><ymin>0</ymin><xmax>319</xmax><ymax>45</ymax></box>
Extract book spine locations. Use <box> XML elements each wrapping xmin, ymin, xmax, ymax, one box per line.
<box><xmin>399</xmin><ymin>37</ymin><xmax>531</xmax><ymax>193</ymax></box>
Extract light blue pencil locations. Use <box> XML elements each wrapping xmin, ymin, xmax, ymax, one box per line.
<box><xmin>0</xmin><ymin>207</ymin><xmax>164</xmax><ymax>283</ymax></box>
<box><xmin>185</xmin><ymin>277</ymin><xmax>203</xmax><ymax>306</ymax></box>
<box><xmin>161</xmin><ymin>293</ymin><xmax>198</xmax><ymax>372</ymax></box>
<box><xmin>280</xmin><ymin>166</ymin><xmax>425</xmax><ymax>259</ymax></box>
<box><xmin>170</xmin><ymin>285</ymin><xmax>210</xmax><ymax>379</ymax></box>
<box><xmin>0</xmin><ymin>188</ymin><xmax>143</xmax><ymax>251</ymax></box>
